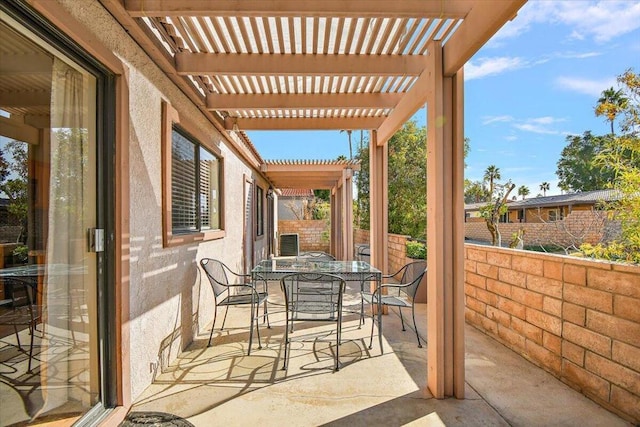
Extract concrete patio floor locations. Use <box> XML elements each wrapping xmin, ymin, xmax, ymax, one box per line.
<box><xmin>128</xmin><ymin>284</ymin><xmax>630</xmax><ymax>426</ymax></box>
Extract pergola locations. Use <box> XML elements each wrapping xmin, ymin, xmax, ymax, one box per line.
<box><xmin>100</xmin><ymin>0</ymin><xmax>527</xmax><ymax>399</ymax></box>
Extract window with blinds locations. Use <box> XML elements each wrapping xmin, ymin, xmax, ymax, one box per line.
<box><xmin>171</xmin><ymin>126</ymin><xmax>220</xmax><ymax>234</ymax></box>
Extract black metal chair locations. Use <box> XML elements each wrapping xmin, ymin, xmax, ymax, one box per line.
<box><xmin>0</xmin><ymin>277</ymin><xmax>41</xmax><ymax>372</ymax></box>
<box><xmin>280</xmin><ymin>272</ymin><xmax>346</xmax><ymax>371</ymax></box>
<box><xmin>200</xmin><ymin>258</ymin><xmax>269</xmax><ymax>355</ymax></box>
<box><xmin>361</xmin><ymin>261</ymin><xmax>427</xmax><ymax>349</ymax></box>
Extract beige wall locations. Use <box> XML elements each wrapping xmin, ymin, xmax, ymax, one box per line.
<box><xmin>58</xmin><ymin>0</ymin><xmax>269</xmax><ymax>400</ymax></box>
<box><xmin>278</xmin><ymin>220</ymin><xmax>330</xmax><ymax>253</ymax></box>
<box><xmin>465</xmin><ymin>244</ymin><xmax>640</xmax><ymax>423</ymax></box>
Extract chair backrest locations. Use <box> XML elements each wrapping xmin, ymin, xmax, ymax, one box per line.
<box><xmin>280</xmin><ymin>272</ymin><xmax>345</xmax><ymax>320</ymax></box>
<box><xmin>400</xmin><ymin>261</ymin><xmax>427</xmax><ymax>299</ymax></box>
<box><xmin>298</xmin><ymin>251</ymin><xmax>336</xmax><ymax>261</ymax></box>
<box><xmin>200</xmin><ymin>258</ymin><xmax>230</xmax><ymax>297</ymax></box>
<box><xmin>1</xmin><ymin>278</ymin><xmax>37</xmax><ymax>323</ymax></box>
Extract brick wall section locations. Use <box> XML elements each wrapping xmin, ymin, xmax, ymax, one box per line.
<box><xmin>465</xmin><ymin>243</ymin><xmax>640</xmax><ymax>423</ymax></box>
<box><xmin>278</xmin><ymin>220</ymin><xmax>330</xmax><ymax>253</ymax></box>
<box><xmin>465</xmin><ymin>210</ymin><xmax>619</xmax><ymax>247</ymax></box>
<box><xmin>353</xmin><ymin>228</ymin><xmax>369</xmax><ymax>245</ymax></box>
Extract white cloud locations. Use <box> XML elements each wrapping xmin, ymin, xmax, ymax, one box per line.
<box><xmin>514</xmin><ymin>123</ymin><xmax>561</xmax><ymax>135</ymax></box>
<box><xmin>482</xmin><ymin>115</ymin><xmax>514</xmax><ymax>125</ymax></box>
<box><xmin>465</xmin><ymin>57</ymin><xmax>525</xmax><ymax>80</ymax></box>
<box><xmin>555</xmin><ymin>76</ymin><xmax>617</xmax><ymax>97</ymax></box>
<box><xmin>491</xmin><ymin>1</ymin><xmax>640</xmax><ymax>44</ymax></box>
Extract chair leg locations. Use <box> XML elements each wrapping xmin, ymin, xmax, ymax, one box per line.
<box><xmin>336</xmin><ymin>312</ymin><xmax>342</xmax><ymax>371</ymax></box>
<box><xmin>368</xmin><ymin>303</ymin><xmax>375</xmax><ymax>350</ymax></box>
<box><xmin>28</xmin><ymin>323</ymin><xmax>35</xmax><ymax>373</ymax></box>
<box><xmin>411</xmin><ymin>304</ymin><xmax>422</xmax><ymax>348</ymax></box>
<box><xmin>14</xmin><ymin>325</ymin><xmax>22</xmax><ymax>350</ymax></box>
<box><xmin>208</xmin><ymin>306</ymin><xmax>218</xmax><ymax>347</ymax></box>
<box><xmin>248</xmin><ymin>303</ymin><xmax>255</xmax><ymax>356</ymax></box>
<box><xmin>254</xmin><ymin>302</ymin><xmax>262</xmax><ymax>350</ymax></box>
<box><xmin>399</xmin><ymin>307</ymin><xmax>406</xmax><ymax>331</ymax></box>
<box><xmin>282</xmin><ymin>313</ymin><xmax>290</xmax><ymax>370</ymax></box>
<box><xmin>263</xmin><ymin>300</ymin><xmax>270</xmax><ymax>329</ymax></box>
<box><xmin>220</xmin><ymin>306</ymin><xmax>230</xmax><ymax>330</ymax></box>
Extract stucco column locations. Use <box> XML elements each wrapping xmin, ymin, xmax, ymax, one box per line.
<box><xmin>426</xmin><ymin>40</ymin><xmax>465</xmax><ymax>399</ymax></box>
<box><xmin>369</xmin><ymin>130</ymin><xmax>388</xmax><ymax>274</ymax></box>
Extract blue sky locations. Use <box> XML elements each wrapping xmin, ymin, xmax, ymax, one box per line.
<box><xmin>248</xmin><ymin>1</ymin><xmax>640</xmax><ymax>196</ymax></box>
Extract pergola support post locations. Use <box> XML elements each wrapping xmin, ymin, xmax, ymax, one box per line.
<box><xmin>341</xmin><ymin>168</ymin><xmax>355</xmax><ymax>260</ymax></box>
<box><xmin>426</xmin><ymin>40</ymin><xmax>465</xmax><ymax>399</ymax></box>
<box><xmin>369</xmin><ymin>130</ymin><xmax>388</xmax><ymax>274</ymax></box>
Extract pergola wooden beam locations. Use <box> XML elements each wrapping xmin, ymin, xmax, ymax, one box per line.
<box><xmin>443</xmin><ymin>0</ymin><xmax>526</xmax><ymax>75</ymax></box>
<box><xmin>225</xmin><ymin>116</ymin><xmax>384</xmax><ymax>130</ymax></box>
<box><xmin>176</xmin><ymin>52</ymin><xmax>428</xmax><ymax>76</ymax></box>
<box><xmin>207</xmin><ymin>93</ymin><xmax>402</xmax><ymax>110</ymax></box>
<box><xmin>0</xmin><ymin>91</ymin><xmax>50</xmax><ymax>108</ymax></box>
<box><xmin>125</xmin><ymin>0</ymin><xmax>473</xmax><ymax>18</ymax></box>
<box><xmin>375</xmin><ymin>63</ymin><xmax>430</xmax><ymax>144</ymax></box>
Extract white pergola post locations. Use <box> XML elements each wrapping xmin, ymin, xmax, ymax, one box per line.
<box><xmin>426</xmin><ymin>40</ymin><xmax>466</xmax><ymax>399</ymax></box>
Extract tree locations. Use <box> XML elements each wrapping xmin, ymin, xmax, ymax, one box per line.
<box><xmin>340</xmin><ymin>130</ymin><xmax>353</xmax><ymax>160</ymax></box>
<box><xmin>595</xmin><ymin>87</ymin><xmax>628</xmax><ymax>135</ymax></box>
<box><xmin>582</xmin><ymin>69</ymin><xmax>640</xmax><ymax>263</ymax></box>
<box><xmin>539</xmin><ymin>181</ymin><xmax>550</xmax><ymax>196</ymax></box>
<box><xmin>556</xmin><ymin>131</ymin><xmax>616</xmax><ymax>192</ymax></box>
<box><xmin>387</xmin><ymin>120</ymin><xmax>427</xmax><ymax>238</ymax></box>
<box><xmin>464</xmin><ymin>179</ymin><xmax>490</xmax><ymax>203</ymax></box>
<box><xmin>480</xmin><ymin>181</ymin><xmax>516</xmax><ymax>246</ymax></box>
<box><xmin>517</xmin><ymin>185</ymin><xmax>530</xmax><ymax>200</ymax></box>
<box><xmin>483</xmin><ymin>165</ymin><xmax>501</xmax><ymax>196</ymax></box>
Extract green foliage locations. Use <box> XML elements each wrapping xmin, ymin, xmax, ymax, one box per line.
<box><xmin>517</xmin><ymin>185</ymin><xmax>530</xmax><ymax>200</ymax></box>
<box><xmin>312</xmin><ymin>200</ymin><xmax>330</xmax><ymax>220</ymax></box>
<box><xmin>464</xmin><ymin>179</ymin><xmax>490</xmax><ymax>203</ymax></box>
<box><xmin>314</xmin><ymin>189</ymin><xmax>330</xmax><ymax>202</ymax></box>
<box><xmin>579</xmin><ymin>242</ymin><xmax>640</xmax><ymax>264</ymax></box>
<box><xmin>579</xmin><ymin>69</ymin><xmax>640</xmax><ymax>264</ymax></box>
<box><xmin>12</xmin><ymin>245</ymin><xmax>29</xmax><ymax>264</ymax></box>
<box><xmin>387</xmin><ymin>120</ymin><xmax>427</xmax><ymax>238</ymax></box>
<box><xmin>355</xmin><ymin>133</ymin><xmax>370</xmax><ymax>230</ymax></box>
<box><xmin>406</xmin><ymin>240</ymin><xmax>426</xmax><ymax>259</ymax></box>
<box><xmin>556</xmin><ymin>131</ymin><xmax>616</xmax><ymax>192</ymax></box>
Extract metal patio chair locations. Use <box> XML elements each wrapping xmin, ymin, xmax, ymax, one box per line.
<box><xmin>0</xmin><ymin>277</ymin><xmax>41</xmax><ymax>372</ymax></box>
<box><xmin>200</xmin><ymin>258</ymin><xmax>269</xmax><ymax>355</ymax></box>
<box><xmin>280</xmin><ymin>272</ymin><xmax>346</xmax><ymax>371</ymax></box>
<box><xmin>362</xmin><ymin>260</ymin><xmax>427</xmax><ymax>349</ymax></box>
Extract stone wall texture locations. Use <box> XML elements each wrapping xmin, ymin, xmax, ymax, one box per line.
<box><xmin>465</xmin><ymin>210</ymin><xmax>620</xmax><ymax>248</ymax></box>
<box><xmin>278</xmin><ymin>220</ymin><xmax>330</xmax><ymax>253</ymax></box>
<box><xmin>464</xmin><ymin>244</ymin><xmax>640</xmax><ymax>423</ymax></box>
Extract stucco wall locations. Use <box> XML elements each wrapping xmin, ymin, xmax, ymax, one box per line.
<box><xmin>278</xmin><ymin>220</ymin><xmax>330</xmax><ymax>253</ymax></box>
<box><xmin>465</xmin><ymin>210</ymin><xmax>619</xmax><ymax>248</ymax></box>
<box><xmin>59</xmin><ymin>0</ymin><xmax>269</xmax><ymax>400</ymax></box>
<box><xmin>464</xmin><ymin>244</ymin><xmax>640</xmax><ymax>423</ymax></box>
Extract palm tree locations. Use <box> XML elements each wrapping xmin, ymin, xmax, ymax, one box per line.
<box><xmin>483</xmin><ymin>165</ymin><xmax>501</xmax><ymax>198</ymax></box>
<box><xmin>340</xmin><ymin>130</ymin><xmax>353</xmax><ymax>160</ymax></box>
<box><xmin>517</xmin><ymin>185</ymin><xmax>530</xmax><ymax>200</ymax></box>
<box><xmin>595</xmin><ymin>87</ymin><xmax>628</xmax><ymax>135</ymax></box>
<box><xmin>540</xmin><ymin>181</ymin><xmax>550</xmax><ymax>196</ymax></box>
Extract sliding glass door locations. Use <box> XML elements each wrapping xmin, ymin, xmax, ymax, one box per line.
<box><xmin>0</xmin><ymin>7</ymin><xmax>111</xmax><ymax>425</ymax></box>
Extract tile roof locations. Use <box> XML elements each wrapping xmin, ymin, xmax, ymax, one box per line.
<box><xmin>465</xmin><ymin>189</ymin><xmax>621</xmax><ymax>211</ymax></box>
<box><xmin>279</xmin><ymin>189</ymin><xmax>315</xmax><ymax>198</ymax></box>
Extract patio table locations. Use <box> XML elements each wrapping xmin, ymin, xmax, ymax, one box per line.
<box><xmin>251</xmin><ymin>259</ymin><xmax>384</xmax><ymax>350</ymax></box>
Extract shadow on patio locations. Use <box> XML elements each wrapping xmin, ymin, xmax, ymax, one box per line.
<box><xmin>127</xmin><ymin>283</ymin><xmax>630</xmax><ymax>427</ymax></box>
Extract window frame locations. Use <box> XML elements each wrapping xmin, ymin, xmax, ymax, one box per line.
<box><xmin>256</xmin><ymin>185</ymin><xmax>264</xmax><ymax>237</ymax></box>
<box><xmin>162</xmin><ymin>101</ymin><xmax>225</xmax><ymax>247</ymax></box>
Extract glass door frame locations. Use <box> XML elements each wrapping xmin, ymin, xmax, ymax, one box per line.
<box><xmin>1</xmin><ymin>1</ymin><xmax>118</xmax><ymax>422</ymax></box>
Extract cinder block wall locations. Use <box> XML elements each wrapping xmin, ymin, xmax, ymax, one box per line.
<box><xmin>464</xmin><ymin>244</ymin><xmax>640</xmax><ymax>423</ymax></box>
<box><xmin>278</xmin><ymin>220</ymin><xmax>329</xmax><ymax>253</ymax></box>
<box><xmin>465</xmin><ymin>210</ymin><xmax>618</xmax><ymax>247</ymax></box>
<box><xmin>353</xmin><ymin>228</ymin><xmax>369</xmax><ymax>245</ymax></box>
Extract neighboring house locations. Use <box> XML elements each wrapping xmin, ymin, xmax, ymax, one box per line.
<box><xmin>464</xmin><ymin>190</ymin><xmax>621</xmax><ymax>247</ymax></box>
<box><xmin>277</xmin><ymin>188</ymin><xmax>315</xmax><ymax>220</ymax></box>
<box><xmin>465</xmin><ymin>189</ymin><xmax>620</xmax><ymax>224</ymax></box>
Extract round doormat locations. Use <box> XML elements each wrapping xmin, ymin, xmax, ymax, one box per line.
<box><xmin>120</xmin><ymin>411</ymin><xmax>195</xmax><ymax>427</ymax></box>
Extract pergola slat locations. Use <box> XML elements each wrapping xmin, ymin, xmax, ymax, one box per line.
<box><xmin>224</xmin><ymin>116</ymin><xmax>385</xmax><ymax>130</ymax></box>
